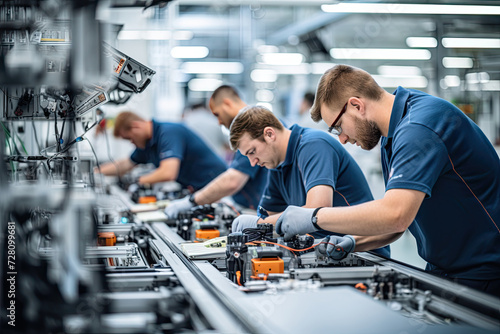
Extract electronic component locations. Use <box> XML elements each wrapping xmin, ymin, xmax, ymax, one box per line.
<box><xmin>97</xmin><ymin>231</ymin><xmax>117</xmax><ymax>246</ymax></box>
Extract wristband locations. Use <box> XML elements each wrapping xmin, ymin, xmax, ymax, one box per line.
<box><xmin>311</xmin><ymin>207</ymin><xmax>324</xmax><ymax>230</ymax></box>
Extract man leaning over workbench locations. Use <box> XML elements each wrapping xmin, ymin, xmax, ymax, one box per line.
<box><xmin>229</xmin><ymin>105</ymin><xmax>390</xmax><ymax>258</ymax></box>
<box><xmin>276</xmin><ymin>64</ymin><xmax>500</xmax><ymax>297</ymax></box>
<box><xmin>165</xmin><ymin>85</ymin><xmax>270</xmax><ymax>218</ymax></box>
<box><xmin>97</xmin><ymin>111</ymin><xmax>227</xmax><ymax>191</ymax></box>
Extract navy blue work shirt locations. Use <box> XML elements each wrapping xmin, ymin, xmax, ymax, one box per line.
<box><xmin>260</xmin><ymin>124</ymin><xmax>390</xmax><ymax>257</ymax></box>
<box><xmin>230</xmin><ymin>151</ymin><xmax>269</xmax><ymax>210</ymax></box>
<box><xmin>130</xmin><ymin>121</ymin><xmax>227</xmax><ymax>191</ymax></box>
<box><xmin>381</xmin><ymin>87</ymin><xmax>500</xmax><ymax>279</ymax></box>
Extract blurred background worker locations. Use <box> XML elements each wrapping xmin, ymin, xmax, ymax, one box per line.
<box><xmin>297</xmin><ymin>92</ymin><xmax>327</xmax><ymax>131</ymax></box>
<box><xmin>97</xmin><ymin>111</ymin><xmax>226</xmax><ymax>190</ymax></box>
<box><xmin>182</xmin><ymin>102</ymin><xmax>229</xmax><ymax>160</ymax></box>
<box><xmin>276</xmin><ymin>64</ymin><xmax>500</xmax><ymax>297</ymax></box>
<box><xmin>165</xmin><ymin>85</ymin><xmax>269</xmax><ymax>218</ymax></box>
<box><xmin>229</xmin><ymin>106</ymin><xmax>390</xmax><ymax>257</ymax></box>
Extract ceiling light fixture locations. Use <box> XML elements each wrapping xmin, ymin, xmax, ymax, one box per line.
<box><xmin>442</xmin><ymin>57</ymin><xmax>473</xmax><ymax>68</ymax></box>
<box><xmin>118</xmin><ymin>30</ymin><xmax>193</xmax><ymax>41</ymax></box>
<box><xmin>171</xmin><ymin>46</ymin><xmax>209</xmax><ymax>59</ymax></box>
<box><xmin>321</xmin><ymin>3</ymin><xmax>500</xmax><ymax>15</ymax></box>
<box><xmin>442</xmin><ymin>38</ymin><xmax>500</xmax><ymax>48</ymax></box>
<box><xmin>330</xmin><ymin>48</ymin><xmax>431</xmax><ymax>60</ymax></box>
<box><xmin>406</xmin><ymin>37</ymin><xmax>438</xmax><ymax>48</ymax></box>
<box><xmin>181</xmin><ymin>62</ymin><xmax>243</xmax><ymax>74</ymax></box>
<box><xmin>188</xmin><ymin>78</ymin><xmax>223</xmax><ymax>91</ymax></box>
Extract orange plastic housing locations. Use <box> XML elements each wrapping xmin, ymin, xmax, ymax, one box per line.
<box><xmin>251</xmin><ymin>257</ymin><xmax>284</xmax><ymax>276</ymax></box>
<box><xmin>138</xmin><ymin>196</ymin><xmax>157</xmax><ymax>204</ymax></box>
<box><xmin>195</xmin><ymin>229</ymin><xmax>220</xmax><ymax>241</ymax></box>
<box><xmin>97</xmin><ymin>232</ymin><xmax>117</xmax><ymax>246</ymax></box>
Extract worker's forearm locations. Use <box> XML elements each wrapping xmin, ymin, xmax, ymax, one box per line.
<box><xmin>316</xmin><ymin>199</ymin><xmax>406</xmax><ymax>236</ymax></box>
<box><xmin>138</xmin><ymin>169</ymin><xmax>175</xmax><ymax>185</ymax></box>
<box><xmin>354</xmin><ymin>232</ymin><xmax>403</xmax><ymax>252</ymax></box>
<box><xmin>194</xmin><ymin>169</ymin><xmax>248</xmax><ymax>205</ymax></box>
<box><xmin>97</xmin><ymin>159</ymin><xmax>133</xmax><ymax>176</ymax></box>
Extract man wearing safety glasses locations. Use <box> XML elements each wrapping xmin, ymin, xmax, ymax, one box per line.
<box><xmin>276</xmin><ymin>64</ymin><xmax>500</xmax><ymax>297</ymax></box>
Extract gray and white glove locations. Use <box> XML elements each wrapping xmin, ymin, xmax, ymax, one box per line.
<box><xmin>231</xmin><ymin>215</ymin><xmax>260</xmax><ymax>233</ymax></box>
<box><xmin>275</xmin><ymin>206</ymin><xmax>317</xmax><ymax>240</ymax></box>
<box><xmin>317</xmin><ymin>235</ymin><xmax>356</xmax><ymax>261</ymax></box>
<box><xmin>164</xmin><ymin>196</ymin><xmax>194</xmax><ymax>219</ymax></box>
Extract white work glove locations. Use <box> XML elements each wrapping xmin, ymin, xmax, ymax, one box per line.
<box><xmin>275</xmin><ymin>206</ymin><xmax>317</xmax><ymax>241</ymax></box>
<box><xmin>231</xmin><ymin>215</ymin><xmax>259</xmax><ymax>233</ymax></box>
<box><xmin>317</xmin><ymin>235</ymin><xmax>356</xmax><ymax>261</ymax></box>
<box><xmin>164</xmin><ymin>196</ymin><xmax>194</xmax><ymax>219</ymax></box>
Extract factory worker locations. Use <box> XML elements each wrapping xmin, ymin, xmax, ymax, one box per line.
<box><xmin>230</xmin><ymin>105</ymin><xmax>390</xmax><ymax>257</ymax></box>
<box><xmin>98</xmin><ymin>111</ymin><xmax>226</xmax><ymax>190</ymax></box>
<box><xmin>165</xmin><ymin>85</ymin><xmax>269</xmax><ymax>218</ymax></box>
<box><xmin>276</xmin><ymin>64</ymin><xmax>500</xmax><ymax>297</ymax></box>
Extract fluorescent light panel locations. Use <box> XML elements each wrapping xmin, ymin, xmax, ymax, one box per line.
<box><xmin>188</xmin><ymin>78</ymin><xmax>223</xmax><ymax>91</ymax></box>
<box><xmin>444</xmin><ymin>75</ymin><xmax>461</xmax><ymax>87</ymax></box>
<box><xmin>118</xmin><ymin>30</ymin><xmax>193</xmax><ymax>40</ymax></box>
<box><xmin>406</xmin><ymin>37</ymin><xmax>437</xmax><ymax>48</ymax></box>
<box><xmin>465</xmin><ymin>72</ymin><xmax>490</xmax><ymax>84</ymax></box>
<box><xmin>467</xmin><ymin>80</ymin><xmax>500</xmax><ymax>91</ymax></box>
<box><xmin>378</xmin><ymin>65</ymin><xmax>422</xmax><ymax>76</ymax></box>
<box><xmin>442</xmin><ymin>57</ymin><xmax>473</xmax><ymax>68</ymax></box>
<box><xmin>251</xmin><ymin>69</ymin><xmax>277</xmax><ymax>82</ymax></box>
<box><xmin>372</xmin><ymin>75</ymin><xmax>428</xmax><ymax>88</ymax></box>
<box><xmin>442</xmin><ymin>38</ymin><xmax>500</xmax><ymax>48</ymax></box>
<box><xmin>171</xmin><ymin>46</ymin><xmax>209</xmax><ymax>59</ymax></box>
<box><xmin>181</xmin><ymin>62</ymin><xmax>243</xmax><ymax>74</ymax></box>
<box><xmin>321</xmin><ymin>3</ymin><xmax>500</xmax><ymax>15</ymax></box>
<box><xmin>330</xmin><ymin>48</ymin><xmax>431</xmax><ymax>60</ymax></box>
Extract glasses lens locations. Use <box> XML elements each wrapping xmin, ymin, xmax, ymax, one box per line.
<box><xmin>329</xmin><ymin>127</ymin><xmax>341</xmax><ymax>135</ymax></box>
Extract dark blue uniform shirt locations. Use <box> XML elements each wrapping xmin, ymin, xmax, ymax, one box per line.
<box><xmin>230</xmin><ymin>151</ymin><xmax>269</xmax><ymax>209</ymax></box>
<box><xmin>260</xmin><ymin>124</ymin><xmax>390</xmax><ymax>257</ymax></box>
<box><xmin>130</xmin><ymin>121</ymin><xmax>227</xmax><ymax>190</ymax></box>
<box><xmin>381</xmin><ymin>87</ymin><xmax>500</xmax><ymax>279</ymax></box>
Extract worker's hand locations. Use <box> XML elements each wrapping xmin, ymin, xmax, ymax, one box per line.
<box><xmin>164</xmin><ymin>196</ymin><xmax>194</xmax><ymax>219</ymax></box>
<box><xmin>275</xmin><ymin>206</ymin><xmax>317</xmax><ymax>241</ymax></box>
<box><xmin>317</xmin><ymin>235</ymin><xmax>356</xmax><ymax>261</ymax></box>
<box><xmin>231</xmin><ymin>215</ymin><xmax>259</xmax><ymax>233</ymax></box>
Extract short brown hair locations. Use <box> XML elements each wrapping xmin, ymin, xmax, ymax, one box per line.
<box><xmin>211</xmin><ymin>85</ymin><xmax>241</xmax><ymax>105</ymax></box>
<box><xmin>310</xmin><ymin>64</ymin><xmax>384</xmax><ymax>122</ymax></box>
<box><xmin>229</xmin><ymin>106</ymin><xmax>284</xmax><ymax>150</ymax></box>
<box><xmin>113</xmin><ymin>111</ymin><xmax>145</xmax><ymax>137</ymax></box>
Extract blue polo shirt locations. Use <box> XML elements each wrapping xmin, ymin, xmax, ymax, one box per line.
<box><xmin>381</xmin><ymin>87</ymin><xmax>500</xmax><ymax>279</ymax></box>
<box><xmin>260</xmin><ymin>124</ymin><xmax>390</xmax><ymax>257</ymax></box>
<box><xmin>230</xmin><ymin>151</ymin><xmax>269</xmax><ymax>209</ymax></box>
<box><xmin>130</xmin><ymin>121</ymin><xmax>227</xmax><ymax>190</ymax></box>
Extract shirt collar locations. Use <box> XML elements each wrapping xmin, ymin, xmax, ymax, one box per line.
<box><xmin>275</xmin><ymin>124</ymin><xmax>303</xmax><ymax>170</ymax></box>
<box><xmin>387</xmin><ymin>86</ymin><xmax>410</xmax><ymax>140</ymax></box>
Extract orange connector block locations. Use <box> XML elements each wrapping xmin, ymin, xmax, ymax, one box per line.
<box><xmin>97</xmin><ymin>232</ymin><xmax>117</xmax><ymax>246</ymax></box>
<box><xmin>138</xmin><ymin>196</ymin><xmax>157</xmax><ymax>204</ymax></box>
<box><xmin>195</xmin><ymin>229</ymin><xmax>220</xmax><ymax>241</ymax></box>
<box><xmin>251</xmin><ymin>257</ymin><xmax>284</xmax><ymax>276</ymax></box>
